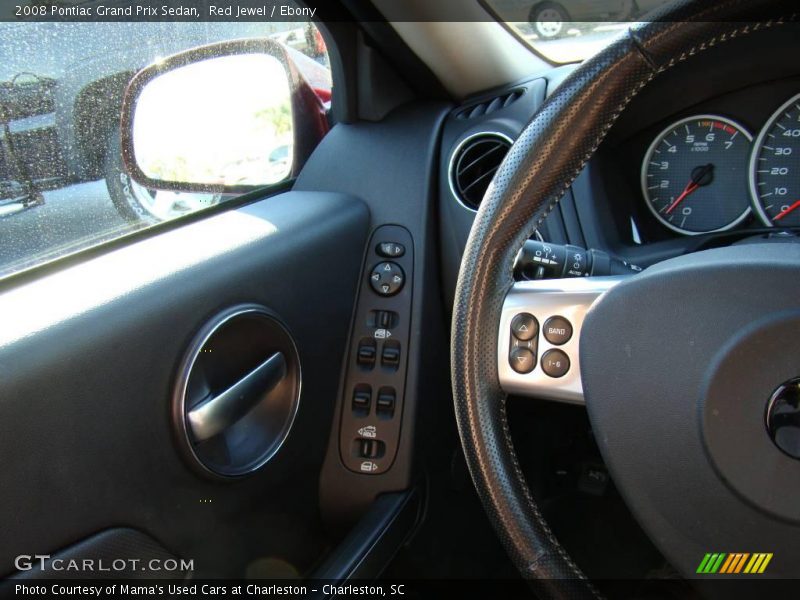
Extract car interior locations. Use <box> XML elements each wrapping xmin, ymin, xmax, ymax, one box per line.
<box><xmin>1</xmin><ymin>0</ymin><xmax>799</xmax><ymax>598</ymax></box>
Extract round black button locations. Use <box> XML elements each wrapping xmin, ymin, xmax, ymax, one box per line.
<box><xmin>509</xmin><ymin>347</ymin><xmax>536</xmax><ymax>374</ymax></box>
<box><xmin>511</xmin><ymin>313</ymin><xmax>538</xmax><ymax>341</ymax></box>
<box><xmin>541</xmin><ymin>349</ymin><xmax>570</xmax><ymax>378</ymax></box>
<box><xmin>370</xmin><ymin>262</ymin><xmax>405</xmax><ymax>296</ymax></box>
<box><xmin>543</xmin><ymin>316</ymin><xmax>573</xmax><ymax>345</ymax></box>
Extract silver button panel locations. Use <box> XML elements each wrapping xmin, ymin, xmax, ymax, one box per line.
<box><xmin>498</xmin><ymin>277</ymin><xmax>626</xmax><ymax>404</ymax></box>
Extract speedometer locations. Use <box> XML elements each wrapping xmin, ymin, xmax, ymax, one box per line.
<box><xmin>749</xmin><ymin>92</ymin><xmax>800</xmax><ymax>227</ymax></box>
<box><xmin>641</xmin><ymin>115</ymin><xmax>752</xmax><ymax>235</ymax></box>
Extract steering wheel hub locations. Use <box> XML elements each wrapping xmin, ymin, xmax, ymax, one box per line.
<box><xmin>581</xmin><ymin>244</ymin><xmax>800</xmax><ymax>576</ymax></box>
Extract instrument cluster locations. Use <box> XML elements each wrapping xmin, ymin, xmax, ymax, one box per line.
<box><xmin>639</xmin><ymin>92</ymin><xmax>800</xmax><ymax>236</ymax></box>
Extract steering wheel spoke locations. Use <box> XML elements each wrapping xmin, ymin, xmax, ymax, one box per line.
<box><xmin>498</xmin><ymin>276</ymin><xmax>624</xmax><ymax>403</ymax></box>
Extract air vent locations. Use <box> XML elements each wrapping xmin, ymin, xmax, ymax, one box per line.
<box><xmin>455</xmin><ymin>89</ymin><xmax>524</xmax><ymax>120</ymax></box>
<box><xmin>450</xmin><ymin>133</ymin><xmax>512</xmax><ymax>210</ymax></box>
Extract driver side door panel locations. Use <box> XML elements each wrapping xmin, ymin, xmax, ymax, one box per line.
<box><xmin>0</xmin><ymin>191</ymin><xmax>368</xmax><ymax>577</ymax></box>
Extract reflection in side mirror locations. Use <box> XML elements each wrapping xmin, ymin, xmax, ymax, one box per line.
<box><xmin>133</xmin><ymin>53</ymin><xmax>293</xmax><ymax>189</ymax></box>
<box><xmin>121</xmin><ymin>38</ymin><xmax>328</xmax><ymax>195</ymax></box>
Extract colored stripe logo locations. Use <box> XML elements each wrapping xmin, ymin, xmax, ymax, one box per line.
<box><xmin>697</xmin><ymin>553</ymin><xmax>773</xmax><ymax>574</ymax></box>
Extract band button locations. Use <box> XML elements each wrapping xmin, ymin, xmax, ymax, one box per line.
<box><xmin>543</xmin><ymin>316</ymin><xmax>572</xmax><ymax>345</ymax></box>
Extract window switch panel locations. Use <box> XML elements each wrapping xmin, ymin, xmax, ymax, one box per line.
<box><xmin>339</xmin><ymin>225</ymin><xmax>413</xmax><ymax>475</ymax></box>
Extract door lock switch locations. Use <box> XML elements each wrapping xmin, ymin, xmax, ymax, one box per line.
<box><xmin>356</xmin><ymin>438</ymin><xmax>386</xmax><ymax>459</ymax></box>
<box><xmin>368</xmin><ymin>310</ymin><xmax>398</xmax><ymax>329</ymax></box>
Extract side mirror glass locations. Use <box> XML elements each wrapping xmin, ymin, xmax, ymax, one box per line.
<box><xmin>121</xmin><ymin>39</ymin><xmax>327</xmax><ymax>194</ymax></box>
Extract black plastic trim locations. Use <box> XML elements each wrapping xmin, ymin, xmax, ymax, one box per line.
<box><xmin>311</xmin><ymin>491</ymin><xmax>420</xmax><ymax>585</ymax></box>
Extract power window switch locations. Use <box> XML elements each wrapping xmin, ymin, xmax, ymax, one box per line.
<box><xmin>352</xmin><ymin>385</ymin><xmax>371</xmax><ymax>416</ymax></box>
<box><xmin>381</xmin><ymin>340</ymin><xmax>401</xmax><ymax>369</ymax></box>
<box><xmin>357</xmin><ymin>339</ymin><xmax>377</xmax><ymax>369</ymax></box>
<box><xmin>376</xmin><ymin>387</ymin><xmax>396</xmax><ymax>418</ymax></box>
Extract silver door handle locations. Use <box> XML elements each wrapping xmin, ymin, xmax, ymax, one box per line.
<box><xmin>187</xmin><ymin>352</ymin><xmax>287</xmax><ymax>442</ymax></box>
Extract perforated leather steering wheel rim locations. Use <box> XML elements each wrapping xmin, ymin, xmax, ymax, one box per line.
<box><xmin>450</xmin><ymin>2</ymin><xmax>792</xmax><ymax>597</ymax></box>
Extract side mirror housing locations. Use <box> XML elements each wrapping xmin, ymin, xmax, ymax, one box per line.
<box><xmin>120</xmin><ymin>38</ymin><xmax>328</xmax><ymax>194</ymax></box>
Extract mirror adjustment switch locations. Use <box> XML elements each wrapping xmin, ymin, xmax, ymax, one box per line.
<box><xmin>369</xmin><ymin>262</ymin><xmax>405</xmax><ymax>296</ymax></box>
<box><xmin>357</xmin><ymin>339</ymin><xmax>376</xmax><ymax>368</ymax></box>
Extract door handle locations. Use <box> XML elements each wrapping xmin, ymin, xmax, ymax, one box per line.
<box><xmin>187</xmin><ymin>351</ymin><xmax>287</xmax><ymax>442</ymax></box>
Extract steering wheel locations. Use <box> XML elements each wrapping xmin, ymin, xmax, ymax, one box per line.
<box><xmin>451</xmin><ymin>1</ymin><xmax>799</xmax><ymax>597</ymax></box>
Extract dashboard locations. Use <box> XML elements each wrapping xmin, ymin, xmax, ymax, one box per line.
<box><xmin>437</xmin><ymin>22</ymin><xmax>800</xmax><ymax>308</ymax></box>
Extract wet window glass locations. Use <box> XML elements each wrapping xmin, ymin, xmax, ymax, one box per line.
<box><xmin>0</xmin><ymin>20</ymin><xmax>330</xmax><ymax>279</ymax></box>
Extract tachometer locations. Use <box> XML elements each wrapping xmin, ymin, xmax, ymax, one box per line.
<box><xmin>641</xmin><ymin>115</ymin><xmax>752</xmax><ymax>235</ymax></box>
<box><xmin>749</xmin><ymin>92</ymin><xmax>800</xmax><ymax>227</ymax></box>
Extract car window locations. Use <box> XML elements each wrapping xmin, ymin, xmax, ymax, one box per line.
<box><xmin>485</xmin><ymin>0</ymin><xmax>672</xmax><ymax>63</ymax></box>
<box><xmin>0</xmin><ymin>19</ymin><xmax>330</xmax><ymax>280</ymax></box>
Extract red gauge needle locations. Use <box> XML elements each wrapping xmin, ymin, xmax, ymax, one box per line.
<box><xmin>664</xmin><ymin>163</ymin><xmax>714</xmax><ymax>215</ymax></box>
<box><xmin>665</xmin><ymin>180</ymin><xmax>700</xmax><ymax>215</ymax></box>
<box><xmin>774</xmin><ymin>200</ymin><xmax>800</xmax><ymax>222</ymax></box>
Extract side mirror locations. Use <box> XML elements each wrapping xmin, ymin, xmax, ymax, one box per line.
<box><xmin>120</xmin><ymin>38</ymin><xmax>328</xmax><ymax>194</ymax></box>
